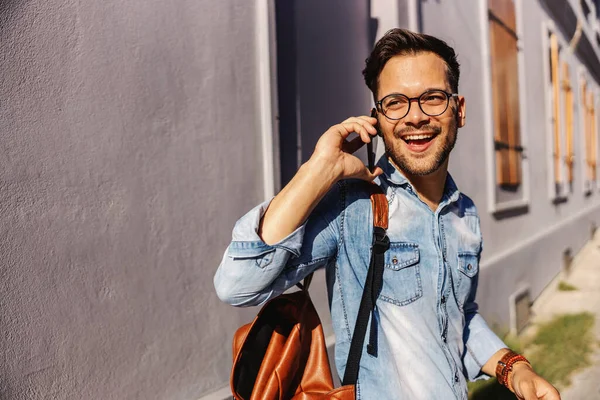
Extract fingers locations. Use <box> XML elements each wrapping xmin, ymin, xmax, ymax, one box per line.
<box><xmin>342</xmin><ymin>116</ymin><xmax>378</xmax><ymax>135</ymax></box>
<box><xmin>342</xmin><ymin>115</ymin><xmax>378</xmax><ymax>125</ymax></box>
<box><xmin>333</xmin><ymin>116</ymin><xmax>378</xmax><ymax>143</ymax></box>
<box><xmin>538</xmin><ymin>385</ymin><xmax>561</xmax><ymax>400</ymax></box>
<box><xmin>351</xmin><ymin>115</ymin><xmax>379</xmax><ymax>125</ymax></box>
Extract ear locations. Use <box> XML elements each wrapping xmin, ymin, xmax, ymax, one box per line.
<box><xmin>457</xmin><ymin>96</ymin><xmax>466</xmax><ymax>128</ymax></box>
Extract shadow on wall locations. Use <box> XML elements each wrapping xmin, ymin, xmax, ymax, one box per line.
<box><xmin>275</xmin><ymin>0</ymin><xmax>376</xmax><ymax>188</ymax></box>
<box><xmin>493</xmin><ymin>205</ymin><xmax>529</xmax><ymax>220</ymax></box>
<box><xmin>367</xmin><ymin>0</ymin><xmax>379</xmax><ymax>48</ymax></box>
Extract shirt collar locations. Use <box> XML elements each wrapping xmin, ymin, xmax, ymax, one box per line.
<box><xmin>377</xmin><ymin>156</ymin><xmax>409</xmax><ymax>186</ymax></box>
<box><xmin>377</xmin><ymin>156</ymin><xmax>461</xmax><ymax>204</ymax></box>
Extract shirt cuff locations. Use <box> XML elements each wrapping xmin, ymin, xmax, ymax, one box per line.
<box><xmin>228</xmin><ymin>198</ymin><xmax>306</xmax><ymax>258</ymax></box>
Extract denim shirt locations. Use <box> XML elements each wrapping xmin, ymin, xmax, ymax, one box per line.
<box><xmin>214</xmin><ymin>157</ymin><xmax>506</xmax><ymax>400</ymax></box>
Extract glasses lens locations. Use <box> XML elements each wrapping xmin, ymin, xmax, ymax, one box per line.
<box><xmin>419</xmin><ymin>90</ymin><xmax>449</xmax><ymax>116</ymax></box>
<box><xmin>381</xmin><ymin>94</ymin><xmax>410</xmax><ymax>119</ymax></box>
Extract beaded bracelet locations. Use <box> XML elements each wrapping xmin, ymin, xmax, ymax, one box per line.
<box><xmin>495</xmin><ymin>350</ymin><xmax>531</xmax><ymax>392</ymax></box>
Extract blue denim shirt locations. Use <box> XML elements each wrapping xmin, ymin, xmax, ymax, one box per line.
<box><xmin>214</xmin><ymin>157</ymin><xmax>506</xmax><ymax>399</ymax></box>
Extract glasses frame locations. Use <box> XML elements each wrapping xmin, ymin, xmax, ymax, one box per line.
<box><xmin>376</xmin><ymin>89</ymin><xmax>459</xmax><ymax>120</ymax></box>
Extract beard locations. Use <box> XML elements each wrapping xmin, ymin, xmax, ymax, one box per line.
<box><xmin>384</xmin><ymin>116</ymin><xmax>458</xmax><ymax>176</ymax></box>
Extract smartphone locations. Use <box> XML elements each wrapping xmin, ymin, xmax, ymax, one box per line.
<box><xmin>367</xmin><ymin>108</ymin><xmax>379</xmax><ymax>173</ymax></box>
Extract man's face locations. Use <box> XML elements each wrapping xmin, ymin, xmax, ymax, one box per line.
<box><xmin>377</xmin><ymin>52</ymin><xmax>466</xmax><ymax>176</ymax></box>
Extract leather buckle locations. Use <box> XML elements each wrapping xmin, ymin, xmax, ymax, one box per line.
<box><xmin>372</xmin><ymin>227</ymin><xmax>390</xmax><ymax>253</ymax></box>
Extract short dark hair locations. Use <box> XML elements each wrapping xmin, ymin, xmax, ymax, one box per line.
<box><xmin>363</xmin><ymin>28</ymin><xmax>460</xmax><ymax>99</ymax></box>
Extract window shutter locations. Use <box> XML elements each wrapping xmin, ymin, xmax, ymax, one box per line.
<box><xmin>550</xmin><ymin>34</ymin><xmax>561</xmax><ymax>184</ymax></box>
<box><xmin>489</xmin><ymin>0</ymin><xmax>522</xmax><ymax>186</ymax></box>
<box><xmin>562</xmin><ymin>63</ymin><xmax>574</xmax><ymax>183</ymax></box>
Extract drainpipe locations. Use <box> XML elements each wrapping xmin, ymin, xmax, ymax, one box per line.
<box><xmin>256</xmin><ymin>0</ymin><xmax>277</xmax><ymax>200</ymax></box>
<box><xmin>569</xmin><ymin>19</ymin><xmax>583</xmax><ymax>52</ymax></box>
<box><xmin>408</xmin><ymin>0</ymin><xmax>419</xmax><ymax>32</ymax></box>
<box><xmin>569</xmin><ymin>4</ymin><xmax>584</xmax><ymax>52</ymax></box>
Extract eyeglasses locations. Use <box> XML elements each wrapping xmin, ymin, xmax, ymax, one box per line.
<box><xmin>376</xmin><ymin>89</ymin><xmax>459</xmax><ymax>120</ymax></box>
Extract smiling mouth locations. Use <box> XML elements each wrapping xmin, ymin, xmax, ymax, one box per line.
<box><xmin>401</xmin><ymin>132</ymin><xmax>437</xmax><ymax>146</ymax></box>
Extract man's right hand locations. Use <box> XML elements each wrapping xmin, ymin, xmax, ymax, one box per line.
<box><xmin>310</xmin><ymin>115</ymin><xmax>383</xmax><ymax>182</ymax></box>
<box><xmin>259</xmin><ymin>115</ymin><xmax>383</xmax><ymax>244</ymax></box>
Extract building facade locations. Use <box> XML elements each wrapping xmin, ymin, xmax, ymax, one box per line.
<box><xmin>2</xmin><ymin>0</ymin><xmax>600</xmax><ymax>399</ymax></box>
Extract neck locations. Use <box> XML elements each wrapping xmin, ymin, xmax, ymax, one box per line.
<box><xmin>391</xmin><ymin>158</ymin><xmax>449</xmax><ymax>211</ymax></box>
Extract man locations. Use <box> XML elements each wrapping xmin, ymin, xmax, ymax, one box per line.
<box><xmin>214</xmin><ymin>29</ymin><xmax>560</xmax><ymax>400</ymax></box>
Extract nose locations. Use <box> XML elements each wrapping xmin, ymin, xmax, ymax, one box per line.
<box><xmin>404</xmin><ymin>99</ymin><xmax>430</xmax><ymax>127</ymax></box>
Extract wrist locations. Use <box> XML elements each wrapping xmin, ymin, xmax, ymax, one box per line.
<box><xmin>304</xmin><ymin>155</ymin><xmax>343</xmax><ymax>185</ymax></box>
<box><xmin>510</xmin><ymin>362</ymin><xmax>533</xmax><ymax>382</ymax></box>
<box><xmin>495</xmin><ymin>350</ymin><xmax>532</xmax><ymax>392</ymax></box>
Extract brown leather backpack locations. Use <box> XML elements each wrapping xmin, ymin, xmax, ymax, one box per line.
<box><xmin>230</xmin><ymin>185</ymin><xmax>389</xmax><ymax>400</ymax></box>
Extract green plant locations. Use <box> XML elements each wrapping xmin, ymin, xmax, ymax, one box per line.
<box><xmin>527</xmin><ymin>312</ymin><xmax>595</xmax><ymax>387</ymax></box>
<box><xmin>557</xmin><ymin>281</ymin><xmax>578</xmax><ymax>291</ymax></box>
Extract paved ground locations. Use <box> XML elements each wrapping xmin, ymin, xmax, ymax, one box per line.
<box><xmin>525</xmin><ymin>230</ymin><xmax>600</xmax><ymax>400</ymax></box>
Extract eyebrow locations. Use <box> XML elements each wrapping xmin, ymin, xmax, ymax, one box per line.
<box><xmin>379</xmin><ymin>87</ymin><xmax>450</xmax><ymax>99</ymax></box>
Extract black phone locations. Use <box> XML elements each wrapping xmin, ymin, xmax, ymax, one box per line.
<box><xmin>367</xmin><ymin>108</ymin><xmax>380</xmax><ymax>173</ymax></box>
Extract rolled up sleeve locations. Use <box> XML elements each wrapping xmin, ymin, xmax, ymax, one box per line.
<box><xmin>462</xmin><ymin>302</ymin><xmax>507</xmax><ymax>381</ymax></box>
<box><xmin>460</xmin><ymin>232</ymin><xmax>507</xmax><ymax>381</ymax></box>
<box><xmin>214</xmin><ymin>187</ymin><xmax>340</xmax><ymax>307</ymax></box>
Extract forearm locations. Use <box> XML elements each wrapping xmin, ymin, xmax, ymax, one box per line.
<box><xmin>260</xmin><ymin>157</ymin><xmax>339</xmax><ymax>244</ymax></box>
<box><xmin>481</xmin><ymin>347</ymin><xmax>511</xmax><ymax>377</ymax></box>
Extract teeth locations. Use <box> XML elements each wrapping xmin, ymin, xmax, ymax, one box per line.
<box><xmin>404</xmin><ymin>134</ymin><xmax>434</xmax><ymax>141</ymax></box>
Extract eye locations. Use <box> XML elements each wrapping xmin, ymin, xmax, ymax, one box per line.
<box><xmin>422</xmin><ymin>93</ymin><xmax>446</xmax><ymax>103</ymax></box>
<box><xmin>384</xmin><ymin>96</ymin><xmax>408</xmax><ymax>108</ymax></box>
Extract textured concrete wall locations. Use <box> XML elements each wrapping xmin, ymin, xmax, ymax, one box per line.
<box><xmin>0</xmin><ymin>0</ymin><xmax>264</xmax><ymax>399</ymax></box>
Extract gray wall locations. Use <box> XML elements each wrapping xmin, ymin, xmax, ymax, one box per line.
<box><xmin>0</xmin><ymin>0</ymin><xmax>264</xmax><ymax>398</ymax></box>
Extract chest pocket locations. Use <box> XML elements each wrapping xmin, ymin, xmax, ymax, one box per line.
<box><xmin>379</xmin><ymin>242</ymin><xmax>422</xmax><ymax>306</ymax></box>
<box><xmin>455</xmin><ymin>252</ymin><xmax>479</xmax><ymax>309</ymax></box>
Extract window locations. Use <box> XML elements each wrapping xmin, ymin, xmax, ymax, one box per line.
<box><xmin>597</xmin><ymin>93</ymin><xmax>600</xmax><ymax>190</ymax></box>
<box><xmin>488</xmin><ymin>0</ymin><xmax>523</xmax><ymax>188</ymax></box>
<box><xmin>562</xmin><ymin>62</ymin><xmax>575</xmax><ymax>187</ymax></box>
<box><xmin>581</xmin><ymin>78</ymin><xmax>598</xmax><ymax>192</ymax></box>
<box><xmin>548</xmin><ymin>32</ymin><xmax>563</xmax><ymax>194</ymax></box>
<box><xmin>546</xmin><ymin>31</ymin><xmax>574</xmax><ymax>198</ymax></box>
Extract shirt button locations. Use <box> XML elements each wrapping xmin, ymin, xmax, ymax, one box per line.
<box><xmin>392</xmin><ymin>257</ymin><xmax>398</xmax><ymax>265</ymax></box>
<box><xmin>467</xmin><ymin>264</ymin><xmax>473</xmax><ymax>271</ymax></box>
<box><xmin>441</xmin><ymin>296</ymin><xmax>446</xmax><ymax>304</ymax></box>
<box><xmin>454</xmin><ymin>374</ymin><xmax>459</xmax><ymax>382</ymax></box>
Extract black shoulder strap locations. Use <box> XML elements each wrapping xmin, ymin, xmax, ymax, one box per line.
<box><xmin>296</xmin><ymin>272</ymin><xmax>313</xmax><ymax>291</ymax></box>
<box><xmin>342</xmin><ymin>184</ymin><xmax>389</xmax><ymax>386</ymax></box>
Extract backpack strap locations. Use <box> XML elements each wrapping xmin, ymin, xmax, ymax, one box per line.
<box><xmin>296</xmin><ymin>272</ymin><xmax>313</xmax><ymax>291</ymax></box>
<box><xmin>342</xmin><ymin>184</ymin><xmax>389</xmax><ymax>386</ymax></box>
